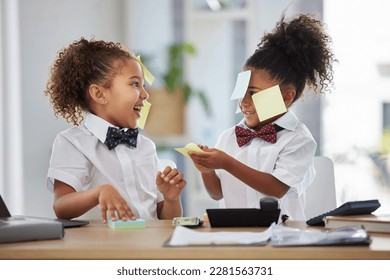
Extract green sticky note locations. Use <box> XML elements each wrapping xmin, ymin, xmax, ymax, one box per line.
<box><xmin>107</xmin><ymin>218</ymin><xmax>146</xmax><ymax>230</ymax></box>
<box><xmin>252</xmin><ymin>85</ymin><xmax>287</xmax><ymax>122</ymax></box>
<box><xmin>135</xmin><ymin>55</ymin><xmax>155</xmax><ymax>85</ymax></box>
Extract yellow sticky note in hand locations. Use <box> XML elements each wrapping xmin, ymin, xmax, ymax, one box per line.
<box><xmin>252</xmin><ymin>85</ymin><xmax>287</xmax><ymax>122</ymax></box>
<box><xmin>175</xmin><ymin>143</ymin><xmax>204</xmax><ymax>158</ymax></box>
<box><xmin>138</xmin><ymin>100</ymin><xmax>151</xmax><ymax>129</ymax></box>
<box><xmin>135</xmin><ymin>55</ymin><xmax>155</xmax><ymax>85</ymax></box>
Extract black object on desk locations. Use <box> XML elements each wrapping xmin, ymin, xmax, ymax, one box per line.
<box><xmin>306</xmin><ymin>199</ymin><xmax>381</xmax><ymax>226</ymax></box>
<box><xmin>207</xmin><ymin>197</ymin><xmax>280</xmax><ymax>227</ymax></box>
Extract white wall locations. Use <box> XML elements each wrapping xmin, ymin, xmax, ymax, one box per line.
<box><xmin>324</xmin><ymin>0</ymin><xmax>390</xmax><ymax>213</ymax></box>
<box><xmin>2</xmin><ymin>0</ymin><xmax>125</xmax><ymax>217</ymax></box>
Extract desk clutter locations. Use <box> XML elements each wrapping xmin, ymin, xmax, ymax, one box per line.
<box><xmin>165</xmin><ymin>198</ymin><xmax>382</xmax><ymax>247</ymax></box>
<box><xmin>306</xmin><ymin>199</ymin><xmax>381</xmax><ymax>226</ymax></box>
<box><xmin>164</xmin><ymin>223</ymin><xmax>371</xmax><ymax>247</ymax></box>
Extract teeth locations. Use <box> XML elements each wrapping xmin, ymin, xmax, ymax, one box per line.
<box><xmin>134</xmin><ymin>106</ymin><xmax>142</xmax><ymax>110</ymax></box>
<box><xmin>244</xmin><ymin>111</ymin><xmax>255</xmax><ymax>115</ymax></box>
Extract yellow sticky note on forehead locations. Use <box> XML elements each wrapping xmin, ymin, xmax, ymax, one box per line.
<box><xmin>135</xmin><ymin>55</ymin><xmax>155</xmax><ymax>86</ymax></box>
<box><xmin>175</xmin><ymin>143</ymin><xmax>204</xmax><ymax>158</ymax></box>
<box><xmin>138</xmin><ymin>100</ymin><xmax>151</xmax><ymax>129</ymax></box>
<box><xmin>252</xmin><ymin>85</ymin><xmax>287</xmax><ymax>122</ymax></box>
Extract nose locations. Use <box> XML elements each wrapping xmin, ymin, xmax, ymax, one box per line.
<box><xmin>141</xmin><ymin>87</ymin><xmax>149</xmax><ymax>100</ymax></box>
<box><xmin>240</xmin><ymin>92</ymin><xmax>251</xmax><ymax>107</ymax></box>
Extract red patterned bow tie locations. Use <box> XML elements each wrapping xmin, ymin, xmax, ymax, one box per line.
<box><xmin>235</xmin><ymin>124</ymin><xmax>278</xmax><ymax>147</ymax></box>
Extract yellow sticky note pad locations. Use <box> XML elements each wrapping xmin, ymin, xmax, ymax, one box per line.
<box><xmin>138</xmin><ymin>100</ymin><xmax>151</xmax><ymax>129</ymax></box>
<box><xmin>252</xmin><ymin>85</ymin><xmax>287</xmax><ymax>122</ymax></box>
<box><xmin>175</xmin><ymin>143</ymin><xmax>204</xmax><ymax>158</ymax></box>
<box><xmin>135</xmin><ymin>55</ymin><xmax>155</xmax><ymax>85</ymax></box>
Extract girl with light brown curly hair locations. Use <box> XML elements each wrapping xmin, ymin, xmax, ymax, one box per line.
<box><xmin>45</xmin><ymin>38</ymin><xmax>185</xmax><ymax>223</ymax></box>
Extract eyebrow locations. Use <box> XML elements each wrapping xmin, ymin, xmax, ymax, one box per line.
<box><xmin>129</xmin><ymin>76</ymin><xmax>142</xmax><ymax>80</ymax></box>
<box><xmin>248</xmin><ymin>85</ymin><xmax>263</xmax><ymax>91</ymax></box>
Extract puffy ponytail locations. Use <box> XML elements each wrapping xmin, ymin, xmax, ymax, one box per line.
<box><xmin>245</xmin><ymin>14</ymin><xmax>336</xmax><ymax>101</ymax></box>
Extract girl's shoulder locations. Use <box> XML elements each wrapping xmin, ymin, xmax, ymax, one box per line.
<box><xmin>219</xmin><ymin>126</ymin><xmax>236</xmax><ymax>138</ymax></box>
<box><xmin>215</xmin><ymin>125</ymin><xmax>238</xmax><ymax>147</ymax></box>
<box><xmin>56</xmin><ymin>125</ymin><xmax>92</xmax><ymax>140</ymax></box>
<box><xmin>137</xmin><ymin>133</ymin><xmax>156</xmax><ymax>147</ymax></box>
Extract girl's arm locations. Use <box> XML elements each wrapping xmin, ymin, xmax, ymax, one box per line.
<box><xmin>53</xmin><ymin>180</ymin><xmax>135</xmax><ymax>223</ymax></box>
<box><xmin>157</xmin><ymin>200</ymin><xmax>182</xmax><ymax>220</ymax></box>
<box><xmin>190</xmin><ymin>148</ymin><xmax>289</xmax><ymax>198</ymax></box>
<box><xmin>156</xmin><ymin>167</ymin><xmax>186</xmax><ymax>219</ymax></box>
<box><xmin>189</xmin><ymin>146</ymin><xmax>223</xmax><ymax>200</ymax></box>
<box><xmin>200</xmin><ymin>170</ymin><xmax>223</xmax><ymax>200</ymax></box>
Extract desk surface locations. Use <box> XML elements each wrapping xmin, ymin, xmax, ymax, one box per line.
<box><xmin>1</xmin><ymin>220</ymin><xmax>390</xmax><ymax>260</ymax></box>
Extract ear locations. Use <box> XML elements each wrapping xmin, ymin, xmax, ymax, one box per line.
<box><xmin>89</xmin><ymin>84</ymin><xmax>107</xmax><ymax>105</ymax></box>
<box><xmin>282</xmin><ymin>88</ymin><xmax>296</xmax><ymax>107</ymax></box>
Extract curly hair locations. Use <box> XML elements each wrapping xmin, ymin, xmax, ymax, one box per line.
<box><xmin>44</xmin><ymin>38</ymin><xmax>133</xmax><ymax>125</ymax></box>
<box><xmin>245</xmin><ymin>14</ymin><xmax>336</xmax><ymax>101</ymax></box>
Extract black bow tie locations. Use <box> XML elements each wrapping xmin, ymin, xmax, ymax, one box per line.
<box><xmin>104</xmin><ymin>127</ymin><xmax>139</xmax><ymax>150</ymax></box>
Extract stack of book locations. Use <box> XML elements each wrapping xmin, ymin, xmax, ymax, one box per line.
<box><xmin>324</xmin><ymin>214</ymin><xmax>390</xmax><ymax>233</ymax></box>
<box><xmin>0</xmin><ymin>218</ymin><xmax>64</xmax><ymax>243</ymax></box>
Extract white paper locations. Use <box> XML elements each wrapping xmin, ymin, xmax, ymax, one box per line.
<box><xmin>230</xmin><ymin>70</ymin><xmax>251</xmax><ymax>100</ymax></box>
<box><xmin>166</xmin><ymin>225</ymin><xmax>272</xmax><ymax>246</ymax></box>
<box><xmin>270</xmin><ymin>224</ymin><xmax>370</xmax><ymax>247</ymax></box>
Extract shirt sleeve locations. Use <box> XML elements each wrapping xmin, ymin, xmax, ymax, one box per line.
<box><xmin>46</xmin><ymin>133</ymin><xmax>91</xmax><ymax>192</ymax></box>
<box><xmin>214</xmin><ymin>128</ymin><xmax>233</xmax><ymax>178</ymax></box>
<box><xmin>271</xmin><ymin>129</ymin><xmax>317</xmax><ymax>190</ymax></box>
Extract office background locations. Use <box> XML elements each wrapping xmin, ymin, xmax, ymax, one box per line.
<box><xmin>1</xmin><ymin>0</ymin><xmax>389</xmax><ymax>218</ymax></box>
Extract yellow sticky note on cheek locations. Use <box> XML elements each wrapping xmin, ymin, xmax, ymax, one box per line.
<box><xmin>135</xmin><ymin>55</ymin><xmax>155</xmax><ymax>86</ymax></box>
<box><xmin>252</xmin><ymin>85</ymin><xmax>287</xmax><ymax>122</ymax></box>
<box><xmin>175</xmin><ymin>143</ymin><xmax>204</xmax><ymax>158</ymax></box>
<box><xmin>138</xmin><ymin>100</ymin><xmax>151</xmax><ymax>129</ymax></box>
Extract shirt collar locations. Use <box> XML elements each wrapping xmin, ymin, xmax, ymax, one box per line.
<box><xmin>84</xmin><ymin>112</ymin><xmax>118</xmax><ymax>143</ymax></box>
<box><xmin>238</xmin><ymin>110</ymin><xmax>299</xmax><ymax>132</ymax></box>
<box><xmin>274</xmin><ymin>110</ymin><xmax>299</xmax><ymax>131</ymax></box>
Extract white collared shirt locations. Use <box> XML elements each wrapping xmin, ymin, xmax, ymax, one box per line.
<box><xmin>215</xmin><ymin>110</ymin><xmax>317</xmax><ymax>220</ymax></box>
<box><xmin>47</xmin><ymin>113</ymin><xmax>164</xmax><ymax>220</ymax></box>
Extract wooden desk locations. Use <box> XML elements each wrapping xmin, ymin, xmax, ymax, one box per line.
<box><xmin>0</xmin><ymin>220</ymin><xmax>389</xmax><ymax>260</ymax></box>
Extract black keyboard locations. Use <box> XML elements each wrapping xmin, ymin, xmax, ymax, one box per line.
<box><xmin>306</xmin><ymin>199</ymin><xmax>381</xmax><ymax>226</ymax></box>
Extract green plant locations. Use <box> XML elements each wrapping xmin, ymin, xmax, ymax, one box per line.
<box><xmin>162</xmin><ymin>42</ymin><xmax>211</xmax><ymax>115</ymax></box>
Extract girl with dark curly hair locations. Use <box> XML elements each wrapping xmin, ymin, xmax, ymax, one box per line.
<box><xmin>189</xmin><ymin>14</ymin><xmax>336</xmax><ymax>220</ymax></box>
<box><xmin>45</xmin><ymin>38</ymin><xmax>185</xmax><ymax>223</ymax></box>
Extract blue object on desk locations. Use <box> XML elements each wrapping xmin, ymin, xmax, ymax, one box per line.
<box><xmin>107</xmin><ymin>218</ymin><xmax>146</xmax><ymax>230</ymax></box>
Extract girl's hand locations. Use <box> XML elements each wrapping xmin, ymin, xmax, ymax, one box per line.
<box><xmin>189</xmin><ymin>145</ymin><xmax>214</xmax><ymax>173</ymax></box>
<box><xmin>156</xmin><ymin>166</ymin><xmax>186</xmax><ymax>202</ymax></box>
<box><xmin>97</xmin><ymin>184</ymin><xmax>136</xmax><ymax>223</ymax></box>
<box><xmin>189</xmin><ymin>145</ymin><xmax>230</xmax><ymax>171</ymax></box>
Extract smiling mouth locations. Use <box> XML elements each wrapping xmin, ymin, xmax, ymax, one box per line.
<box><xmin>242</xmin><ymin>110</ymin><xmax>256</xmax><ymax>116</ymax></box>
<box><xmin>133</xmin><ymin>105</ymin><xmax>143</xmax><ymax>112</ymax></box>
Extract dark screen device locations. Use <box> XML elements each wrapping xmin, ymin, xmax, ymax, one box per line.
<box><xmin>206</xmin><ymin>197</ymin><xmax>280</xmax><ymax>227</ymax></box>
<box><xmin>306</xmin><ymin>199</ymin><xmax>381</xmax><ymax>226</ymax></box>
